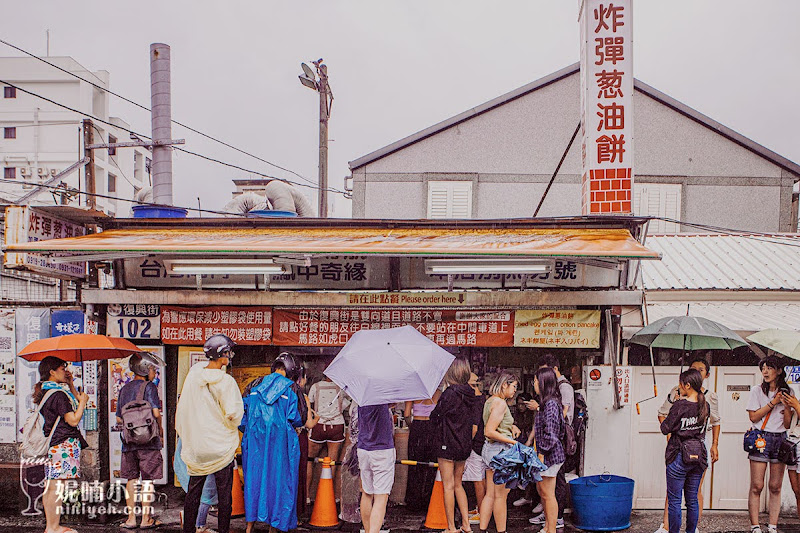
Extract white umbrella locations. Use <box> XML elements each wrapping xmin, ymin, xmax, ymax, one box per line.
<box><xmin>324</xmin><ymin>325</ymin><xmax>455</xmax><ymax>407</ymax></box>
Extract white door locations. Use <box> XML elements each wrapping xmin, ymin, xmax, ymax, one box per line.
<box><xmin>712</xmin><ymin>366</ymin><xmax>763</xmax><ymax>510</ymax></box>
<box><xmin>630</xmin><ymin>366</ymin><xmax>712</xmax><ymax>509</ymax></box>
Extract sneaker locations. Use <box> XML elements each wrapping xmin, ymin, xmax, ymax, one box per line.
<box><xmin>535</xmin><ymin>519</ymin><xmax>564</xmax><ymax>531</ymax></box>
<box><xmin>750</xmin><ymin>527</ymin><xmax>763</xmax><ymax>533</ymax></box>
<box><xmin>469</xmin><ymin>513</ymin><xmax>480</xmax><ymax>524</ymax></box>
<box><xmin>529</xmin><ymin>512</ymin><xmax>546</xmax><ymax>525</ymax></box>
<box><xmin>767</xmin><ymin>527</ymin><xmax>777</xmax><ymax>533</ymax></box>
<box><xmin>532</xmin><ymin>502</ymin><xmax>543</xmax><ymax>514</ymax></box>
<box><xmin>654</xmin><ymin>524</ymin><xmax>669</xmax><ymax>533</ymax></box>
<box><xmin>513</xmin><ymin>496</ymin><xmax>533</xmax><ymax>507</ymax></box>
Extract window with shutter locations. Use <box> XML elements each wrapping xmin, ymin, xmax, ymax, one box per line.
<box><xmin>427</xmin><ymin>181</ymin><xmax>473</xmax><ymax>219</ymax></box>
<box><xmin>633</xmin><ymin>183</ymin><xmax>682</xmax><ymax>233</ymax></box>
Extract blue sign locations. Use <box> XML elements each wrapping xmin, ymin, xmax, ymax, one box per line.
<box><xmin>786</xmin><ymin>366</ymin><xmax>800</xmax><ymax>385</ymax></box>
<box><xmin>51</xmin><ymin>310</ymin><xmax>84</xmax><ymax>337</ymax></box>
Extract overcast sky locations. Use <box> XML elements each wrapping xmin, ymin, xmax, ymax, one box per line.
<box><xmin>4</xmin><ymin>1</ymin><xmax>799</xmax><ymax>216</ymax></box>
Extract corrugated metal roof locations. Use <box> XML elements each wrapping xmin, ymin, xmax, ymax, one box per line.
<box><xmin>646</xmin><ymin>302</ymin><xmax>800</xmax><ymax>332</ymax></box>
<box><xmin>642</xmin><ymin>234</ymin><xmax>800</xmax><ymax>290</ymax></box>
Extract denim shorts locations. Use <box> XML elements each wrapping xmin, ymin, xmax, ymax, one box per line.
<box><xmin>748</xmin><ymin>431</ymin><xmax>786</xmax><ymax>463</ymax></box>
<box><xmin>482</xmin><ymin>440</ymin><xmax>512</xmax><ymax>469</ymax></box>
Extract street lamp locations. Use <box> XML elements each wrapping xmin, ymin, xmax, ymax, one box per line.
<box><xmin>298</xmin><ymin>59</ymin><xmax>334</xmax><ymax>218</ymax></box>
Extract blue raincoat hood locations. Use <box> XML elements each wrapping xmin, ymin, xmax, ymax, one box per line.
<box><xmin>253</xmin><ymin>372</ymin><xmax>294</xmax><ymax>405</ymax></box>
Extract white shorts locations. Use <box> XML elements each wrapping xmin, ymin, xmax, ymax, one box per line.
<box><xmin>789</xmin><ymin>441</ymin><xmax>800</xmax><ymax>472</ymax></box>
<box><xmin>358</xmin><ymin>448</ymin><xmax>396</xmax><ymax>495</ymax></box>
<box><xmin>540</xmin><ymin>461</ymin><xmax>564</xmax><ymax>478</ymax></box>
<box><xmin>462</xmin><ymin>450</ymin><xmax>487</xmax><ymax>482</ymax></box>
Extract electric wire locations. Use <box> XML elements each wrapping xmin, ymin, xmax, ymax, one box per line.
<box><xmin>0</xmin><ymin>79</ymin><xmax>345</xmax><ymax>195</ymax></box>
<box><xmin>0</xmin><ymin>38</ymin><xmax>326</xmax><ymax>189</ymax></box>
<box><xmin>89</xmin><ymin>123</ymin><xmax>138</xmax><ymax>191</ymax></box>
<box><xmin>0</xmin><ymin>177</ymin><xmax>247</xmax><ymax>218</ymax></box>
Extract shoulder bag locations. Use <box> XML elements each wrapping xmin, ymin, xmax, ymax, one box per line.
<box><xmin>680</xmin><ymin>418</ymin><xmax>707</xmax><ymax>465</ymax></box>
<box><xmin>743</xmin><ymin>407</ymin><xmax>772</xmax><ymax>453</ymax></box>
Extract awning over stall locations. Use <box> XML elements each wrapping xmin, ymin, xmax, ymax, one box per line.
<box><xmin>646</xmin><ymin>301</ymin><xmax>800</xmax><ymax>334</ymax></box>
<box><xmin>5</xmin><ymin>227</ymin><xmax>660</xmax><ymax>260</ymax></box>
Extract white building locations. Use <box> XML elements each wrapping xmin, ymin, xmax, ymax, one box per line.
<box><xmin>0</xmin><ymin>56</ymin><xmax>149</xmax><ymax>216</ymax></box>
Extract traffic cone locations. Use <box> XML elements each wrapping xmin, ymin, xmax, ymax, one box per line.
<box><xmin>231</xmin><ymin>463</ymin><xmax>245</xmax><ymax>518</ymax></box>
<box><xmin>424</xmin><ymin>468</ymin><xmax>447</xmax><ymax>530</ymax></box>
<box><xmin>309</xmin><ymin>457</ymin><xmax>340</xmax><ymax>529</ymax></box>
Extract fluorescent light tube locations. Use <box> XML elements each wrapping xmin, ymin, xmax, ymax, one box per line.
<box><xmin>165</xmin><ymin>259</ymin><xmax>288</xmax><ymax>275</ymax></box>
<box><xmin>425</xmin><ymin>259</ymin><xmax>551</xmax><ymax>275</ymax></box>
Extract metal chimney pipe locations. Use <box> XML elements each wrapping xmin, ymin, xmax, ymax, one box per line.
<box><xmin>150</xmin><ymin>43</ymin><xmax>173</xmax><ymax>205</ymax></box>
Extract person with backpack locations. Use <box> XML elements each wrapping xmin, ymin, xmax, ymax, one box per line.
<box><xmin>529</xmin><ymin>354</ymin><xmax>573</xmax><ymax>530</ymax></box>
<box><xmin>176</xmin><ymin>334</ymin><xmax>244</xmax><ymax>533</ymax></box>
<box><xmin>116</xmin><ymin>351</ymin><xmax>164</xmax><ymax>530</ymax></box>
<box><xmin>30</xmin><ymin>356</ymin><xmax>88</xmax><ymax>533</ymax></box>
<box><xmin>654</xmin><ymin>358</ymin><xmax>720</xmax><ymax>533</ymax></box>
<box><xmin>660</xmin><ymin>369</ymin><xmax>711</xmax><ymax>533</ymax></box>
<box><xmin>307</xmin><ymin>374</ymin><xmax>348</xmax><ymax>505</ymax></box>
<box><xmin>430</xmin><ymin>357</ymin><xmax>482</xmax><ymax>533</ymax></box>
<box><xmin>532</xmin><ymin>367</ymin><xmax>566</xmax><ymax>533</ymax></box>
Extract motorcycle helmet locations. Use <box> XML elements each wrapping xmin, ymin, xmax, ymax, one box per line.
<box><xmin>272</xmin><ymin>352</ymin><xmax>303</xmax><ymax>381</ymax></box>
<box><xmin>203</xmin><ymin>333</ymin><xmax>236</xmax><ymax>360</ymax></box>
<box><xmin>129</xmin><ymin>351</ymin><xmax>163</xmax><ymax>378</ymax></box>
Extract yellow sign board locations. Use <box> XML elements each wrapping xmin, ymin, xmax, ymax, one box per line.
<box><xmin>514</xmin><ymin>309</ymin><xmax>601</xmax><ymax>348</ymax></box>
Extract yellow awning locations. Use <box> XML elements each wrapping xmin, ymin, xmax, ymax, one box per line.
<box><xmin>5</xmin><ymin>227</ymin><xmax>660</xmax><ymax>259</ymax></box>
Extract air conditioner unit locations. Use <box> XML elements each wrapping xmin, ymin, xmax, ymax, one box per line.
<box><xmin>19</xmin><ymin>167</ymin><xmax>30</xmax><ymax>177</ymax></box>
<box><xmin>49</xmin><ymin>168</ymin><xmax>57</xmax><ymax>176</ymax></box>
<box><xmin>37</xmin><ymin>167</ymin><xmax>47</xmax><ymax>178</ymax></box>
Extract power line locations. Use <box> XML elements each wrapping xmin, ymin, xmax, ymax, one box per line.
<box><xmin>0</xmin><ymin>38</ymin><xmax>325</xmax><ymax>189</ymax></box>
<box><xmin>0</xmin><ymin>79</ymin><xmax>345</xmax><ymax>195</ymax></box>
<box><xmin>88</xmin><ymin>123</ymin><xmax>138</xmax><ymax>191</ymax></box>
<box><xmin>0</xmin><ymin>177</ymin><xmax>246</xmax><ymax>218</ymax></box>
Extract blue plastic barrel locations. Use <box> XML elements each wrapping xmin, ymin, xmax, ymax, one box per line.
<box><xmin>569</xmin><ymin>475</ymin><xmax>634</xmax><ymax>531</ymax></box>
<box><xmin>247</xmin><ymin>209</ymin><xmax>298</xmax><ymax>217</ymax></box>
<box><xmin>132</xmin><ymin>205</ymin><xmax>188</xmax><ymax>218</ymax></box>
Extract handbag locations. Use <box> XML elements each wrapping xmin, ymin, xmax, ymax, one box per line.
<box><xmin>680</xmin><ymin>418</ymin><xmax>708</xmax><ymax>465</ymax></box>
<box><xmin>743</xmin><ymin>407</ymin><xmax>772</xmax><ymax>453</ymax></box>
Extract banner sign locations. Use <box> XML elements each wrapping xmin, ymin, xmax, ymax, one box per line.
<box><xmin>108</xmin><ymin>347</ymin><xmax>167</xmax><ymax>484</ymax></box>
<box><xmin>160</xmin><ymin>306</ymin><xmax>272</xmax><ymax>345</ymax></box>
<box><xmin>3</xmin><ymin>206</ymin><xmax>87</xmax><ymax>278</ymax></box>
<box><xmin>514</xmin><ymin>309</ymin><xmax>601</xmax><ymax>348</ymax></box>
<box><xmin>51</xmin><ymin>309</ymin><xmax>85</xmax><ymax>337</ymax></box>
<box><xmin>123</xmin><ymin>256</ymin><xmax>389</xmax><ymax>290</ymax></box>
<box><xmin>579</xmin><ymin>0</ymin><xmax>634</xmax><ymax>215</ymax></box>
<box><xmin>0</xmin><ymin>309</ymin><xmax>15</xmax><ymax>443</ymax></box>
<box><xmin>15</xmin><ymin>308</ymin><xmax>50</xmax><ymax>441</ymax></box>
<box><xmin>107</xmin><ymin>304</ymin><xmax>161</xmax><ymax>340</ymax></box>
<box><xmin>273</xmin><ymin>308</ymin><xmax>514</xmax><ymax>347</ymax></box>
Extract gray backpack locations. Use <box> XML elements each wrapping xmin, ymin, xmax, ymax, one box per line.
<box><xmin>19</xmin><ymin>389</ymin><xmax>60</xmax><ymax>460</ymax></box>
<box><xmin>119</xmin><ymin>381</ymin><xmax>158</xmax><ymax>446</ymax></box>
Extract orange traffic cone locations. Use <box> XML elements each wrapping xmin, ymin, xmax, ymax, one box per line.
<box><xmin>231</xmin><ymin>463</ymin><xmax>245</xmax><ymax>518</ymax></box>
<box><xmin>309</xmin><ymin>457</ymin><xmax>340</xmax><ymax>529</ymax></box>
<box><xmin>424</xmin><ymin>468</ymin><xmax>447</xmax><ymax>530</ymax></box>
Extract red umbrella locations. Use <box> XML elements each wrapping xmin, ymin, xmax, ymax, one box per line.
<box><xmin>18</xmin><ymin>334</ymin><xmax>143</xmax><ymax>363</ymax></box>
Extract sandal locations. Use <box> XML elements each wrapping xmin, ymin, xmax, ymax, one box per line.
<box><xmin>140</xmin><ymin>517</ymin><xmax>163</xmax><ymax>530</ymax></box>
<box><xmin>120</xmin><ymin>523</ymin><xmax>138</xmax><ymax>530</ymax></box>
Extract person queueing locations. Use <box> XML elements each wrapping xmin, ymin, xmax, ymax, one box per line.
<box><xmin>781</xmin><ymin>385</ymin><xmax>800</xmax><ymax>520</ymax></box>
<box><xmin>478</xmin><ymin>373</ymin><xmax>520</xmax><ymax>533</ymax></box>
<box><xmin>660</xmin><ymin>369</ymin><xmax>710</xmax><ymax>533</ymax></box>
<box><xmin>358</xmin><ymin>403</ymin><xmax>395</xmax><ymax>533</ymax></box>
<box><xmin>404</xmin><ymin>391</ymin><xmax>441</xmax><ymax>511</ymax></box>
<box><xmin>462</xmin><ymin>373</ymin><xmax>487</xmax><ymax>526</ymax></box>
<box><xmin>533</xmin><ymin>367</ymin><xmax>566</xmax><ymax>533</ymax></box>
<box><xmin>307</xmin><ymin>374</ymin><xmax>348</xmax><ymax>505</ymax></box>
<box><xmin>176</xmin><ymin>334</ymin><xmax>244</xmax><ymax>533</ymax></box>
<box><xmin>340</xmin><ymin>400</ymin><xmax>362</xmax><ymax>525</ymax></box>
<box><xmin>530</xmin><ymin>354</ymin><xmax>573</xmax><ymax>530</ymax></box>
<box><xmin>654</xmin><ymin>358</ymin><xmax>721</xmax><ymax>533</ymax></box>
<box><xmin>117</xmin><ymin>352</ymin><xmax>164</xmax><ymax>530</ymax></box>
<box><xmin>174</xmin><ymin>437</ymin><xmax>218</xmax><ymax>533</ymax></box>
<box><xmin>296</xmin><ymin>365</ymin><xmax>320</xmax><ymax>518</ymax></box>
<box><xmin>431</xmin><ymin>358</ymin><xmax>482</xmax><ymax>533</ymax></box>
<box><xmin>746</xmin><ymin>356</ymin><xmax>793</xmax><ymax>533</ymax></box>
<box><xmin>240</xmin><ymin>352</ymin><xmax>306</xmax><ymax>533</ymax></box>
<box><xmin>34</xmin><ymin>356</ymin><xmax>88</xmax><ymax>533</ymax></box>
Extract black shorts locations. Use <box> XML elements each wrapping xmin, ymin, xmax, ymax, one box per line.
<box><xmin>309</xmin><ymin>423</ymin><xmax>345</xmax><ymax>444</ymax></box>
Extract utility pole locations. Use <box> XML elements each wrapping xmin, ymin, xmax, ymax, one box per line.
<box><xmin>83</xmin><ymin>119</ymin><xmax>96</xmax><ymax>209</ymax></box>
<box><xmin>299</xmin><ymin>59</ymin><xmax>333</xmax><ymax>217</ymax></box>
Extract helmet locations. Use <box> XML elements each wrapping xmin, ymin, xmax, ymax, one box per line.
<box><xmin>272</xmin><ymin>352</ymin><xmax>303</xmax><ymax>382</ymax></box>
<box><xmin>203</xmin><ymin>334</ymin><xmax>236</xmax><ymax>360</ymax></box>
<box><xmin>129</xmin><ymin>351</ymin><xmax>162</xmax><ymax>378</ymax></box>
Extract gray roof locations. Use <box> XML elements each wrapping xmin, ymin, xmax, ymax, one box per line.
<box><xmin>642</xmin><ymin>234</ymin><xmax>800</xmax><ymax>291</ymax></box>
<box><xmin>349</xmin><ymin>63</ymin><xmax>800</xmax><ymax>177</ymax></box>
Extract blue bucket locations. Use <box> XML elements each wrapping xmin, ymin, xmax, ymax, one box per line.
<box><xmin>569</xmin><ymin>475</ymin><xmax>634</xmax><ymax>531</ymax></box>
<box><xmin>247</xmin><ymin>210</ymin><xmax>298</xmax><ymax>217</ymax></box>
<box><xmin>132</xmin><ymin>205</ymin><xmax>188</xmax><ymax>218</ymax></box>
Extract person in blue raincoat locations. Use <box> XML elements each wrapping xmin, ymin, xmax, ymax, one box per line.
<box><xmin>240</xmin><ymin>354</ymin><xmax>304</xmax><ymax>533</ymax></box>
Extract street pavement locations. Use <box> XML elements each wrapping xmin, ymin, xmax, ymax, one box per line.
<box><xmin>1</xmin><ymin>502</ymin><xmax>799</xmax><ymax>533</ymax></box>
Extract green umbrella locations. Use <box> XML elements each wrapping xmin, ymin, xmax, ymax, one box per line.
<box><xmin>747</xmin><ymin>329</ymin><xmax>800</xmax><ymax>361</ymax></box>
<box><xmin>629</xmin><ymin>316</ymin><xmax>749</xmax><ymax>351</ymax></box>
